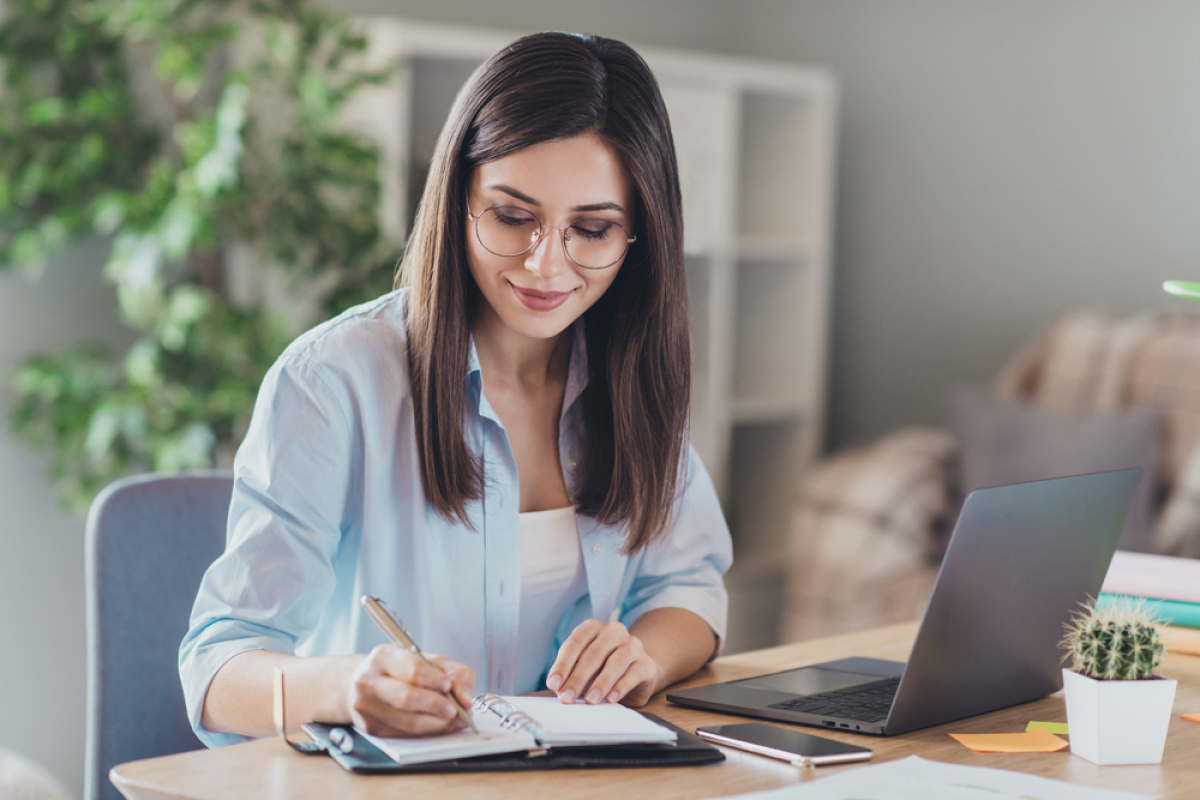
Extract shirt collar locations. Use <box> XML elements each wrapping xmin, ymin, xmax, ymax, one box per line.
<box><xmin>465</xmin><ymin>336</ymin><xmax>497</xmax><ymax>426</ymax></box>
<box><xmin>561</xmin><ymin>317</ymin><xmax>589</xmax><ymax>420</ymax></box>
<box><xmin>465</xmin><ymin>318</ymin><xmax>590</xmax><ymax>426</ymax></box>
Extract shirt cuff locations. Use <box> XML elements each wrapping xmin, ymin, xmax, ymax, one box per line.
<box><xmin>180</xmin><ymin>633</ymin><xmax>293</xmax><ymax>748</ymax></box>
<box><xmin>620</xmin><ymin>581</ymin><xmax>729</xmax><ymax>660</ymax></box>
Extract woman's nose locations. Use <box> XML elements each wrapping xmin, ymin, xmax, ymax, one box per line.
<box><xmin>522</xmin><ymin>228</ymin><xmax>569</xmax><ymax>278</ymax></box>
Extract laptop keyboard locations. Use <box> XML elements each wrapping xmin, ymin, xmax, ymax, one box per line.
<box><xmin>767</xmin><ymin>678</ymin><xmax>900</xmax><ymax>723</ymax></box>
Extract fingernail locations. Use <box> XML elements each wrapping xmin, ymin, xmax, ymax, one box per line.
<box><xmin>606</xmin><ymin>691</ymin><xmax>619</xmax><ymax>703</ymax></box>
<box><xmin>441</xmin><ymin>704</ymin><xmax>456</xmax><ymax>719</ymax></box>
<box><xmin>440</xmin><ymin>677</ymin><xmax>452</xmax><ymax>692</ymax></box>
<box><xmin>547</xmin><ymin>674</ymin><xmax>562</xmax><ymax>691</ymax></box>
<box><xmin>560</xmin><ymin>689</ymin><xmax>575</xmax><ymax>704</ymax></box>
<box><xmin>586</xmin><ymin>689</ymin><xmax>601</xmax><ymax>704</ymax></box>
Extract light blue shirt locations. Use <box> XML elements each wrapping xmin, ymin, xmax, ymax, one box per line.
<box><xmin>179</xmin><ymin>288</ymin><xmax>733</xmax><ymax>748</ymax></box>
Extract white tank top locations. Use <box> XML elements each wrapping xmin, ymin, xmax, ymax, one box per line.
<box><xmin>516</xmin><ymin>506</ymin><xmax>588</xmax><ymax>693</ymax></box>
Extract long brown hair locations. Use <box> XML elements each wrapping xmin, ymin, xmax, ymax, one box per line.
<box><xmin>401</xmin><ymin>32</ymin><xmax>690</xmax><ymax>554</ymax></box>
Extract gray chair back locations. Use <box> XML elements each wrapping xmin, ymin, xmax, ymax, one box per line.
<box><xmin>84</xmin><ymin>470</ymin><xmax>232</xmax><ymax>800</ymax></box>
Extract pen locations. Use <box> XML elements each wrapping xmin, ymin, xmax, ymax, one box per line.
<box><xmin>360</xmin><ymin>595</ymin><xmax>478</xmax><ymax>733</ymax></box>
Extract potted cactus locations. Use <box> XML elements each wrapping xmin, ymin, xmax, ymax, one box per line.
<box><xmin>1060</xmin><ymin>596</ymin><xmax>1176</xmax><ymax>765</ymax></box>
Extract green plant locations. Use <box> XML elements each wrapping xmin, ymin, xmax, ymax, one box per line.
<box><xmin>1</xmin><ymin>0</ymin><xmax>403</xmax><ymax>511</ymax></box>
<box><xmin>1062</xmin><ymin>596</ymin><xmax>1165</xmax><ymax>681</ymax></box>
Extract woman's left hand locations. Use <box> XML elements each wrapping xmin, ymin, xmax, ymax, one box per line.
<box><xmin>546</xmin><ymin>619</ymin><xmax>664</xmax><ymax>707</ymax></box>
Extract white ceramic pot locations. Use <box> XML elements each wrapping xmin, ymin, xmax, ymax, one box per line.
<box><xmin>1061</xmin><ymin>668</ymin><xmax>1177</xmax><ymax>765</ymax></box>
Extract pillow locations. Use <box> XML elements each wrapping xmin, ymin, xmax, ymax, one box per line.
<box><xmin>950</xmin><ymin>387</ymin><xmax>1163</xmax><ymax>553</ymax></box>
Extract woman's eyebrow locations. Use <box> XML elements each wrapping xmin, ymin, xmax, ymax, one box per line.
<box><xmin>572</xmin><ymin>201</ymin><xmax>626</xmax><ymax>213</ymax></box>
<box><xmin>485</xmin><ymin>183</ymin><xmax>626</xmax><ymax>214</ymax></box>
<box><xmin>487</xmin><ymin>183</ymin><xmax>539</xmax><ymax>205</ymax></box>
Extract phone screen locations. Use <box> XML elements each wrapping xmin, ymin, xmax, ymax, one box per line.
<box><xmin>696</xmin><ymin>723</ymin><xmax>872</xmax><ymax>765</ymax></box>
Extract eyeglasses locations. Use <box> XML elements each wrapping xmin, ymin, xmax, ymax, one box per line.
<box><xmin>467</xmin><ymin>205</ymin><xmax>636</xmax><ymax>270</ymax></box>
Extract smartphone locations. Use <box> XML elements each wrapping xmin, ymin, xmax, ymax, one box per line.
<box><xmin>695</xmin><ymin>722</ymin><xmax>873</xmax><ymax>767</ymax></box>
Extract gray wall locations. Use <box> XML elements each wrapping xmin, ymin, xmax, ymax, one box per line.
<box><xmin>6</xmin><ymin>1</ymin><xmax>1200</xmax><ymax>795</ymax></box>
<box><xmin>726</xmin><ymin>0</ymin><xmax>1200</xmax><ymax>448</ymax></box>
<box><xmin>323</xmin><ymin>0</ymin><xmax>740</xmax><ymax>52</ymax></box>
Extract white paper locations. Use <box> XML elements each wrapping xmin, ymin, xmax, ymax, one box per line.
<box><xmin>705</xmin><ymin>756</ymin><xmax>1156</xmax><ymax>800</ymax></box>
<box><xmin>359</xmin><ymin>713</ymin><xmax>536</xmax><ymax>765</ymax></box>
<box><xmin>1101</xmin><ymin>550</ymin><xmax>1200</xmax><ymax>604</ymax></box>
<box><xmin>499</xmin><ymin>696</ymin><xmax>677</xmax><ymax>745</ymax></box>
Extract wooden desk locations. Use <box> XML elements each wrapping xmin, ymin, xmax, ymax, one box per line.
<box><xmin>112</xmin><ymin>622</ymin><xmax>1200</xmax><ymax>800</ymax></box>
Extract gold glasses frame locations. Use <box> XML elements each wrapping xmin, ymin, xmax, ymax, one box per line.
<box><xmin>467</xmin><ymin>205</ymin><xmax>636</xmax><ymax>270</ymax></box>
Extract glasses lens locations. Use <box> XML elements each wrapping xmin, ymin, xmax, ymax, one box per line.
<box><xmin>564</xmin><ymin>220</ymin><xmax>630</xmax><ymax>269</ymax></box>
<box><xmin>477</xmin><ymin>206</ymin><xmax>541</xmax><ymax>256</ymax></box>
<box><xmin>474</xmin><ymin>206</ymin><xmax>632</xmax><ymax>268</ymax></box>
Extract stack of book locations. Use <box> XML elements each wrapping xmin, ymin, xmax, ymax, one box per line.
<box><xmin>1099</xmin><ymin>551</ymin><xmax>1200</xmax><ymax>629</ymax></box>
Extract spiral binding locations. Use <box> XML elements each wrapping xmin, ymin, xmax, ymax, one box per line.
<box><xmin>472</xmin><ymin>692</ymin><xmax>548</xmax><ymax>742</ymax></box>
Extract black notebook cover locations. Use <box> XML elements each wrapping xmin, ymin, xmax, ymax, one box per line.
<box><xmin>301</xmin><ymin>713</ymin><xmax>724</xmax><ymax>773</ymax></box>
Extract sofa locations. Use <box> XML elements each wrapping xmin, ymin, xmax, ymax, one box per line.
<box><xmin>780</xmin><ymin>307</ymin><xmax>1200</xmax><ymax>643</ymax></box>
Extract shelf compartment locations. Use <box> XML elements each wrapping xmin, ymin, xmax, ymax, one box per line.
<box><xmin>685</xmin><ymin>254</ymin><xmax>716</xmax><ymax>468</ymax></box>
<box><xmin>735</xmin><ymin>236</ymin><xmax>810</xmax><ymax>263</ymax></box>
<box><xmin>732</xmin><ymin>398</ymin><xmax>806</xmax><ymax>426</ymax></box>
<box><xmin>737</xmin><ymin>90</ymin><xmax>821</xmax><ymax>243</ymax></box>
<box><xmin>726</xmin><ymin>420</ymin><xmax>809</xmax><ymax>568</ymax></box>
<box><xmin>724</xmin><ymin>559</ymin><xmax>788</xmax><ymax>654</ymax></box>
<box><xmin>731</xmin><ymin>257</ymin><xmax>817</xmax><ymax>412</ymax></box>
<box><xmin>658</xmin><ymin>78</ymin><xmax>729</xmax><ymax>255</ymax></box>
<box><xmin>405</xmin><ymin>56</ymin><xmax>485</xmax><ymax>232</ymax></box>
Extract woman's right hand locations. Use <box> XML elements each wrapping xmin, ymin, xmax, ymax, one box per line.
<box><xmin>346</xmin><ymin>645</ymin><xmax>476</xmax><ymax>736</ymax></box>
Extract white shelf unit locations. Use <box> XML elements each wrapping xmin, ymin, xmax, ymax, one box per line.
<box><xmin>342</xmin><ymin>20</ymin><xmax>838</xmax><ymax>653</ymax></box>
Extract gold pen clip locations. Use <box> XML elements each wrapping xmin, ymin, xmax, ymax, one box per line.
<box><xmin>375</xmin><ymin>597</ymin><xmax>421</xmax><ymax>654</ymax></box>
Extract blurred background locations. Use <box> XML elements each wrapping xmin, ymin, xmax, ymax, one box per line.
<box><xmin>4</xmin><ymin>1</ymin><xmax>1200</xmax><ymax>796</ymax></box>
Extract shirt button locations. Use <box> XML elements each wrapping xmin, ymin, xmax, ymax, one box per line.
<box><xmin>569</xmin><ymin>458</ymin><xmax>579</xmax><ymax>471</ymax></box>
<box><xmin>592</xmin><ymin>543</ymin><xmax>603</xmax><ymax>556</ymax></box>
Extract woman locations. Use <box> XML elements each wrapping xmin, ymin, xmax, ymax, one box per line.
<box><xmin>180</xmin><ymin>31</ymin><xmax>732</xmax><ymax>747</ymax></box>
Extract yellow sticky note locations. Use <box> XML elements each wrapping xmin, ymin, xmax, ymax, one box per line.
<box><xmin>1182</xmin><ymin>713</ymin><xmax>1200</xmax><ymax>724</ymax></box>
<box><xmin>1025</xmin><ymin>721</ymin><xmax>1069</xmax><ymax>735</ymax></box>
<box><xmin>950</xmin><ymin>727</ymin><xmax>1069</xmax><ymax>753</ymax></box>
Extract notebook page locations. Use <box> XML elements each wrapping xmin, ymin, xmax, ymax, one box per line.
<box><xmin>500</xmin><ymin>696</ymin><xmax>676</xmax><ymax>745</ymax></box>
<box><xmin>358</xmin><ymin>715</ymin><xmax>537</xmax><ymax>766</ymax></box>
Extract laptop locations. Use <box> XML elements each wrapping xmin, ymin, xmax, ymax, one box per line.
<box><xmin>668</xmin><ymin>468</ymin><xmax>1143</xmax><ymax>736</ymax></box>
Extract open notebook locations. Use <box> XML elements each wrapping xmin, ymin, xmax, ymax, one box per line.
<box><xmin>354</xmin><ymin>694</ymin><xmax>677</xmax><ymax>766</ymax></box>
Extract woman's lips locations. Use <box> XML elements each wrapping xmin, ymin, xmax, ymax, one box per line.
<box><xmin>511</xmin><ymin>284</ymin><xmax>572</xmax><ymax>312</ymax></box>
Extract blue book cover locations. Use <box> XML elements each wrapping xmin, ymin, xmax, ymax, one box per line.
<box><xmin>1098</xmin><ymin>593</ymin><xmax>1200</xmax><ymax>629</ymax></box>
